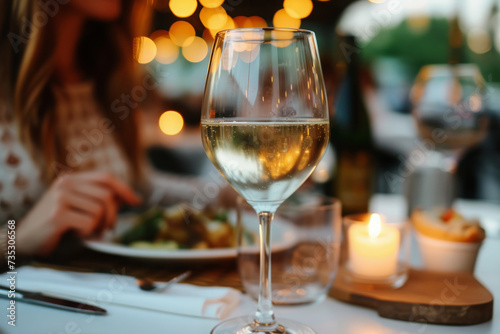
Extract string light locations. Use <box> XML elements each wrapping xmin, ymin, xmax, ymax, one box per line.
<box><xmin>169</xmin><ymin>21</ymin><xmax>196</xmax><ymax>46</ymax></box>
<box><xmin>133</xmin><ymin>36</ymin><xmax>157</xmax><ymax>64</ymax></box>
<box><xmin>182</xmin><ymin>36</ymin><xmax>209</xmax><ymax>62</ymax></box>
<box><xmin>283</xmin><ymin>0</ymin><xmax>313</xmax><ymax>19</ymax></box>
<box><xmin>199</xmin><ymin>0</ymin><xmax>224</xmax><ymax>8</ymax></box>
<box><xmin>273</xmin><ymin>9</ymin><xmax>301</xmax><ymax>29</ymax></box>
<box><xmin>246</xmin><ymin>16</ymin><xmax>268</xmax><ymax>28</ymax></box>
<box><xmin>154</xmin><ymin>36</ymin><xmax>179</xmax><ymax>64</ymax></box>
<box><xmin>149</xmin><ymin>29</ymin><xmax>169</xmax><ymax>40</ymax></box>
<box><xmin>200</xmin><ymin>6</ymin><xmax>228</xmax><ymax>30</ymax></box>
<box><xmin>209</xmin><ymin>16</ymin><xmax>235</xmax><ymax>37</ymax></box>
<box><xmin>159</xmin><ymin>111</ymin><xmax>184</xmax><ymax>135</ymax></box>
<box><xmin>169</xmin><ymin>0</ymin><xmax>197</xmax><ymax>18</ymax></box>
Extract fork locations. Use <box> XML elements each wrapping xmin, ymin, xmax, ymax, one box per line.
<box><xmin>136</xmin><ymin>271</ymin><xmax>192</xmax><ymax>292</ymax></box>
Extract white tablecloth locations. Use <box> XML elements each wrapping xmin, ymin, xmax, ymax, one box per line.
<box><xmin>1</xmin><ymin>194</ymin><xmax>498</xmax><ymax>334</ymax></box>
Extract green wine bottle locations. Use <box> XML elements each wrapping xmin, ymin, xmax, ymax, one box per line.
<box><xmin>329</xmin><ymin>34</ymin><xmax>375</xmax><ymax>215</ymax></box>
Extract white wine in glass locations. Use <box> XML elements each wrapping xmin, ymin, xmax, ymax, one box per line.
<box><xmin>201</xmin><ymin>28</ymin><xmax>329</xmax><ymax>334</ymax></box>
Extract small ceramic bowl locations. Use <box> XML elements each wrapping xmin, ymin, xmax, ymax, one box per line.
<box><xmin>415</xmin><ymin>231</ymin><xmax>482</xmax><ymax>273</ymax></box>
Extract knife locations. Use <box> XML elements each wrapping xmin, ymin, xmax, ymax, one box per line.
<box><xmin>0</xmin><ymin>285</ymin><xmax>107</xmax><ymax>315</ymax></box>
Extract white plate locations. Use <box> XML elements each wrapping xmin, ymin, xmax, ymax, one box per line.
<box><xmin>84</xmin><ymin>211</ymin><xmax>298</xmax><ymax>260</ymax></box>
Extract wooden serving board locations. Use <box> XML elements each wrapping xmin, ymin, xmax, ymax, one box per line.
<box><xmin>330</xmin><ymin>267</ymin><xmax>493</xmax><ymax>325</ymax></box>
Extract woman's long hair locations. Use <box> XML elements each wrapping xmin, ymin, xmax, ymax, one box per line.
<box><xmin>2</xmin><ymin>0</ymin><xmax>151</xmax><ymax>184</ymax></box>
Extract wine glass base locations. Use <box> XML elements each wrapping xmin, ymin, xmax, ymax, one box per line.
<box><xmin>211</xmin><ymin>316</ymin><xmax>316</xmax><ymax>334</ymax></box>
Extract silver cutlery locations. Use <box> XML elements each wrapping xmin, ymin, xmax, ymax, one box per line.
<box><xmin>0</xmin><ymin>285</ymin><xmax>107</xmax><ymax>315</ymax></box>
<box><xmin>137</xmin><ymin>270</ymin><xmax>192</xmax><ymax>292</ymax></box>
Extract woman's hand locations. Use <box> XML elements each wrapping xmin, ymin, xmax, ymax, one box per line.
<box><xmin>16</xmin><ymin>172</ymin><xmax>141</xmax><ymax>256</ymax></box>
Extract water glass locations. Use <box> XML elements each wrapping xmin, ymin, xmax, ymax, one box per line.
<box><xmin>237</xmin><ymin>194</ymin><xmax>341</xmax><ymax>304</ymax></box>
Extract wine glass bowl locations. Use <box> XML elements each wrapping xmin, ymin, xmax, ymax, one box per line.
<box><xmin>411</xmin><ymin>64</ymin><xmax>490</xmax><ymax>158</ymax></box>
<box><xmin>201</xmin><ymin>28</ymin><xmax>329</xmax><ymax>334</ymax></box>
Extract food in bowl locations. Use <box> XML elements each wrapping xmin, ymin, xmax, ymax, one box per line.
<box><xmin>411</xmin><ymin>207</ymin><xmax>486</xmax><ymax>273</ymax></box>
<box><xmin>411</xmin><ymin>208</ymin><xmax>486</xmax><ymax>243</ymax></box>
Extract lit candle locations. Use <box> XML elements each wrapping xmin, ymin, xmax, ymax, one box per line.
<box><xmin>348</xmin><ymin>214</ymin><xmax>400</xmax><ymax>278</ymax></box>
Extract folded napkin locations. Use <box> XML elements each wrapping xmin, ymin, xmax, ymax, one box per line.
<box><xmin>3</xmin><ymin>266</ymin><xmax>240</xmax><ymax>319</ymax></box>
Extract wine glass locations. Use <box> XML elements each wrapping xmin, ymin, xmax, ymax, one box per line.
<box><xmin>201</xmin><ymin>28</ymin><xmax>329</xmax><ymax>334</ymax></box>
<box><xmin>407</xmin><ymin>64</ymin><xmax>490</xmax><ymax>212</ymax></box>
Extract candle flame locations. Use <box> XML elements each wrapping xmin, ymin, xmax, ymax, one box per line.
<box><xmin>368</xmin><ymin>214</ymin><xmax>381</xmax><ymax>238</ymax></box>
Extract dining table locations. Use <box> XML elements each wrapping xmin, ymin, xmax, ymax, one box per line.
<box><xmin>1</xmin><ymin>194</ymin><xmax>498</xmax><ymax>334</ymax></box>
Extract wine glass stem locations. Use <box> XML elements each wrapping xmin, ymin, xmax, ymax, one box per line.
<box><xmin>254</xmin><ymin>211</ymin><xmax>277</xmax><ymax>329</ymax></box>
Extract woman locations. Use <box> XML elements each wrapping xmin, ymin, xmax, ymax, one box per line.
<box><xmin>0</xmin><ymin>0</ymin><xmax>205</xmax><ymax>256</ymax></box>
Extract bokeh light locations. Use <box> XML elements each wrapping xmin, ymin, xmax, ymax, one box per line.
<box><xmin>273</xmin><ymin>9</ymin><xmax>301</xmax><ymax>29</ymax></box>
<box><xmin>199</xmin><ymin>0</ymin><xmax>224</xmax><ymax>8</ymax></box>
<box><xmin>233</xmin><ymin>16</ymin><xmax>248</xmax><ymax>28</ymax></box>
<box><xmin>150</xmin><ymin>29</ymin><xmax>169</xmax><ymax>41</ymax></box>
<box><xmin>154</xmin><ymin>36</ymin><xmax>179</xmax><ymax>64</ymax></box>
<box><xmin>467</xmin><ymin>28</ymin><xmax>491</xmax><ymax>54</ymax></box>
<box><xmin>209</xmin><ymin>16</ymin><xmax>235</xmax><ymax>37</ymax></box>
<box><xmin>182</xmin><ymin>36</ymin><xmax>209</xmax><ymax>62</ymax></box>
<box><xmin>246</xmin><ymin>16</ymin><xmax>268</xmax><ymax>28</ymax></box>
<box><xmin>283</xmin><ymin>0</ymin><xmax>313</xmax><ymax>19</ymax></box>
<box><xmin>169</xmin><ymin>21</ymin><xmax>196</xmax><ymax>46</ymax></box>
<box><xmin>169</xmin><ymin>0</ymin><xmax>197</xmax><ymax>18</ymax></box>
<box><xmin>200</xmin><ymin>6</ymin><xmax>228</xmax><ymax>30</ymax></box>
<box><xmin>159</xmin><ymin>111</ymin><xmax>184</xmax><ymax>135</ymax></box>
<box><xmin>233</xmin><ymin>16</ymin><xmax>268</xmax><ymax>29</ymax></box>
<box><xmin>133</xmin><ymin>36</ymin><xmax>157</xmax><ymax>64</ymax></box>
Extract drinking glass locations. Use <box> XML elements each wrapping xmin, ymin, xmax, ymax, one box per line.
<box><xmin>201</xmin><ymin>28</ymin><xmax>329</xmax><ymax>334</ymax></box>
<box><xmin>237</xmin><ymin>194</ymin><xmax>341</xmax><ymax>305</ymax></box>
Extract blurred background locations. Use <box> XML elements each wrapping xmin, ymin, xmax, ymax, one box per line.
<box><xmin>136</xmin><ymin>0</ymin><xmax>500</xmax><ymax>212</ymax></box>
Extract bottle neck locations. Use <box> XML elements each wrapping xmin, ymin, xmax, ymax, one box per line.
<box><xmin>448</xmin><ymin>8</ymin><xmax>463</xmax><ymax>65</ymax></box>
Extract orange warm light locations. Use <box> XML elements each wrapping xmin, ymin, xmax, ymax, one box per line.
<box><xmin>284</xmin><ymin>0</ymin><xmax>313</xmax><ymax>19</ymax></box>
<box><xmin>154</xmin><ymin>36</ymin><xmax>179</xmax><ymax>64</ymax></box>
<box><xmin>247</xmin><ymin>16</ymin><xmax>268</xmax><ymax>28</ymax></box>
<box><xmin>233</xmin><ymin>16</ymin><xmax>248</xmax><ymax>28</ymax></box>
<box><xmin>208</xmin><ymin>16</ymin><xmax>235</xmax><ymax>37</ymax></box>
<box><xmin>200</xmin><ymin>6</ymin><xmax>228</xmax><ymax>30</ymax></box>
<box><xmin>169</xmin><ymin>21</ymin><xmax>196</xmax><ymax>46</ymax></box>
<box><xmin>273</xmin><ymin>9</ymin><xmax>301</xmax><ymax>29</ymax></box>
<box><xmin>169</xmin><ymin>0</ymin><xmax>197</xmax><ymax>18</ymax></box>
<box><xmin>199</xmin><ymin>0</ymin><xmax>224</xmax><ymax>8</ymax></box>
<box><xmin>134</xmin><ymin>36</ymin><xmax>157</xmax><ymax>64</ymax></box>
<box><xmin>149</xmin><ymin>29</ymin><xmax>169</xmax><ymax>41</ymax></box>
<box><xmin>234</xmin><ymin>16</ymin><xmax>268</xmax><ymax>29</ymax></box>
<box><xmin>159</xmin><ymin>111</ymin><xmax>184</xmax><ymax>135</ymax></box>
<box><xmin>182</xmin><ymin>36</ymin><xmax>208</xmax><ymax>62</ymax></box>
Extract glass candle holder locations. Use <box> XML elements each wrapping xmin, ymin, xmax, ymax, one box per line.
<box><xmin>342</xmin><ymin>213</ymin><xmax>410</xmax><ymax>289</ymax></box>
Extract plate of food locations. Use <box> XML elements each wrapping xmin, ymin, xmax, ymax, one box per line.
<box><xmin>84</xmin><ymin>204</ymin><xmax>297</xmax><ymax>260</ymax></box>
